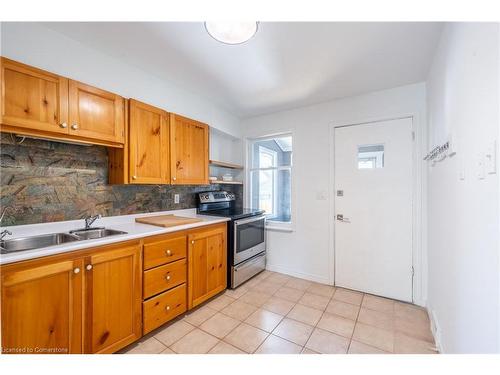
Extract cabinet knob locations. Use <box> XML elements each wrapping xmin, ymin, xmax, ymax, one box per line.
<box><xmin>73</xmin><ymin>267</ymin><xmax>80</xmax><ymax>274</ymax></box>
<box><xmin>165</xmin><ymin>274</ymin><xmax>171</xmax><ymax>281</ymax></box>
<box><xmin>165</xmin><ymin>249</ymin><xmax>172</xmax><ymax>256</ymax></box>
<box><xmin>60</xmin><ymin>122</ymin><xmax>68</xmax><ymax>128</ymax></box>
<box><xmin>132</xmin><ymin>175</ymin><xmax>137</xmax><ymax>180</ymax></box>
<box><xmin>165</xmin><ymin>305</ymin><xmax>171</xmax><ymax>311</ymax></box>
<box><xmin>191</xmin><ymin>240</ymin><xmax>195</xmax><ymax>244</ymax></box>
<box><xmin>71</xmin><ymin>124</ymin><xmax>79</xmax><ymax>130</ymax></box>
<box><xmin>172</xmin><ymin>177</ymin><xmax>177</xmax><ymax>181</ymax></box>
<box><xmin>86</xmin><ymin>264</ymin><xmax>93</xmax><ymax>271</ymax></box>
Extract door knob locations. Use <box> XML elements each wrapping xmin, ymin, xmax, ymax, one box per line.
<box><xmin>60</xmin><ymin>122</ymin><xmax>68</xmax><ymax>128</ymax></box>
<box><xmin>71</xmin><ymin>124</ymin><xmax>79</xmax><ymax>130</ymax></box>
<box><xmin>337</xmin><ymin>214</ymin><xmax>351</xmax><ymax>223</ymax></box>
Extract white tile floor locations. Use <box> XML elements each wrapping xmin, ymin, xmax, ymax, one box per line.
<box><xmin>121</xmin><ymin>271</ymin><xmax>438</xmax><ymax>354</ymax></box>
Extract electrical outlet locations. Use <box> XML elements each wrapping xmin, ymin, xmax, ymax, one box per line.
<box><xmin>174</xmin><ymin>194</ymin><xmax>180</xmax><ymax>204</ymax></box>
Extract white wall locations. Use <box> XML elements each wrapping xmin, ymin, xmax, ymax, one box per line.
<box><xmin>0</xmin><ymin>22</ymin><xmax>241</xmax><ymax>137</ymax></box>
<box><xmin>241</xmin><ymin>83</ymin><xmax>427</xmax><ymax>304</ymax></box>
<box><xmin>426</xmin><ymin>23</ymin><xmax>500</xmax><ymax>353</ymax></box>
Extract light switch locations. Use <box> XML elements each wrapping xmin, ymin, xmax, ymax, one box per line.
<box><xmin>174</xmin><ymin>194</ymin><xmax>180</xmax><ymax>204</ymax></box>
<box><xmin>485</xmin><ymin>140</ymin><xmax>497</xmax><ymax>174</ymax></box>
<box><xmin>476</xmin><ymin>154</ymin><xmax>485</xmax><ymax>180</ymax></box>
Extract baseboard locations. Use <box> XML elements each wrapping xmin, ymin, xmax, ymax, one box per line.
<box><xmin>427</xmin><ymin>306</ymin><xmax>443</xmax><ymax>353</ymax></box>
<box><xmin>266</xmin><ymin>263</ymin><xmax>332</xmax><ymax>285</ymax></box>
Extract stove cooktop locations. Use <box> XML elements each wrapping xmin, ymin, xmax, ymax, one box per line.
<box><xmin>201</xmin><ymin>208</ymin><xmax>265</xmax><ymax>220</ymax></box>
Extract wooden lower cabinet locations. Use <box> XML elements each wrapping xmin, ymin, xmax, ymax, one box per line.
<box><xmin>1</xmin><ymin>223</ymin><xmax>227</xmax><ymax>353</ymax></box>
<box><xmin>84</xmin><ymin>243</ymin><xmax>142</xmax><ymax>354</ymax></box>
<box><xmin>1</xmin><ymin>258</ymin><xmax>83</xmax><ymax>354</ymax></box>
<box><xmin>0</xmin><ymin>240</ymin><xmax>141</xmax><ymax>354</ymax></box>
<box><xmin>143</xmin><ymin>284</ymin><xmax>187</xmax><ymax>334</ymax></box>
<box><xmin>143</xmin><ymin>259</ymin><xmax>187</xmax><ymax>299</ymax></box>
<box><xmin>188</xmin><ymin>223</ymin><xmax>227</xmax><ymax>309</ymax></box>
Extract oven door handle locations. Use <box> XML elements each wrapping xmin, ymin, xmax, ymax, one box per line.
<box><xmin>234</xmin><ymin>215</ymin><xmax>266</xmax><ymax>226</ymax></box>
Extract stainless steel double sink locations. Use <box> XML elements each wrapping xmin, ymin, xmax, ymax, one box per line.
<box><xmin>0</xmin><ymin>228</ymin><xmax>127</xmax><ymax>254</ymax></box>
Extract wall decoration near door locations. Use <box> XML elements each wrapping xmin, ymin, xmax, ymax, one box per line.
<box><xmin>334</xmin><ymin>117</ymin><xmax>414</xmax><ymax>302</ymax></box>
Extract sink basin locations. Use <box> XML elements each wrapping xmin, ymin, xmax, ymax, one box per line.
<box><xmin>0</xmin><ymin>233</ymin><xmax>81</xmax><ymax>254</ymax></box>
<box><xmin>70</xmin><ymin>228</ymin><xmax>127</xmax><ymax>240</ymax></box>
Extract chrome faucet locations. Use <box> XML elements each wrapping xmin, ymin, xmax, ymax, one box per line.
<box><xmin>0</xmin><ymin>229</ymin><xmax>12</xmax><ymax>240</ymax></box>
<box><xmin>0</xmin><ymin>206</ymin><xmax>15</xmax><ymax>240</ymax></box>
<box><xmin>84</xmin><ymin>214</ymin><xmax>102</xmax><ymax>229</ymax></box>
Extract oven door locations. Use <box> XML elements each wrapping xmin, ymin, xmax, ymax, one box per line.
<box><xmin>233</xmin><ymin>215</ymin><xmax>266</xmax><ymax>264</ymax></box>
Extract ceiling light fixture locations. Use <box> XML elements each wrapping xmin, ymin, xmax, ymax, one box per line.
<box><xmin>205</xmin><ymin>22</ymin><xmax>258</xmax><ymax>45</ymax></box>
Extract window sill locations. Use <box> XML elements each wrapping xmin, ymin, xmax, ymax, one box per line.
<box><xmin>265</xmin><ymin>223</ymin><xmax>294</xmax><ymax>233</ymax></box>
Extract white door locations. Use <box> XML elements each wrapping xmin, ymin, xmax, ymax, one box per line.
<box><xmin>334</xmin><ymin>117</ymin><xmax>413</xmax><ymax>302</ymax></box>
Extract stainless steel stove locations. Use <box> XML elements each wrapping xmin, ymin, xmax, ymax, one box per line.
<box><xmin>198</xmin><ymin>191</ymin><xmax>266</xmax><ymax>288</ymax></box>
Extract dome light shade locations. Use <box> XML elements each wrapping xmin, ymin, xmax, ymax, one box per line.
<box><xmin>205</xmin><ymin>22</ymin><xmax>258</xmax><ymax>45</ymax></box>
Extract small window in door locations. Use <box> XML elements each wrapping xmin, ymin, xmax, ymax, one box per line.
<box><xmin>358</xmin><ymin>144</ymin><xmax>384</xmax><ymax>169</ymax></box>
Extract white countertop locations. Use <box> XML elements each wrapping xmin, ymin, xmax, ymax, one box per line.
<box><xmin>0</xmin><ymin>208</ymin><xmax>228</xmax><ymax>265</ymax></box>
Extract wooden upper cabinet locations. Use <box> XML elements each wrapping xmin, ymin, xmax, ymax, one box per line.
<box><xmin>129</xmin><ymin>99</ymin><xmax>170</xmax><ymax>184</ymax></box>
<box><xmin>84</xmin><ymin>243</ymin><xmax>142</xmax><ymax>354</ymax></box>
<box><xmin>0</xmin><ymin>57</ymin><xmax>125</xmax><ymax>147</ymax></box>
<box><xmin>1</xmin><ymin>258</ymin><xmax>83</xmax><ymax>354</ymax></box>
<box><xmin>0</xmin><ymin>57</ymin><xmax>69</xmax><ymax>134</ymax></box>
<box><xmin>68</xmin><ymin>80</ymin><xmax>125</xmax><ymax>145</ymax></box>
<box><xmin>170</xmin><ymin>114</ymin><xmax>209</xmax><ymax>185</ymax></box>
<box><xmin>188</xmin><ymin>224</ymin><xmax>227</xmax><ymax>309</ymax></box>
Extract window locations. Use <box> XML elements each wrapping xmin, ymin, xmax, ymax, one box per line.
<box><xmin>358</xmin><ymin>144</ymin><xmax>384</xmax><ymax>169</ymax></box>
<box><xmin>248</xmin><ymin>134</ymin><xmax>292</xmax><ymax>226</ymax></box>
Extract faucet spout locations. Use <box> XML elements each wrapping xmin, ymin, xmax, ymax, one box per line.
<box><xmin>84</xmin><ymin>214</ymin><xmax>102</xmax><ymax>229</ymax></box>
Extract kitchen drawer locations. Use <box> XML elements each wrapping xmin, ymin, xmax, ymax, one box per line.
<box><xmin>143</xmin><ymin>259</ymin><xmax>187</xmax><ymax>299</ymax></box>
<box><xmin>143</xmin><ymin>235</ymin><xmax>186</xmax><ymax>270</ymax></box>
<box><xmin>143</xmin><ymin>283</ymin><xmax>187</xmax><ymax>334</ymax></box>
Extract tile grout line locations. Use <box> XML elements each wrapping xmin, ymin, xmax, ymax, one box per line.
<box><xmin>143</xmin><ymin>271</ymin><xmax>434</xmax><ymax>354</ymax></box>
<box><xmin>346</xmin><ymin>292</ymin><xmax>365</xmax><ymax>353</ymax></box>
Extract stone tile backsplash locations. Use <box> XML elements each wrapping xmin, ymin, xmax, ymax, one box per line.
<box><xmin>0</xmin><ymin>133</ymin><xmax>242</xmax><ymax>226</ymax></box>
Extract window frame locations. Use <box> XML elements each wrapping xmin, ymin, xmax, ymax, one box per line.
<box><xmin>257</xmin><ymin>145</ymin><xmax>278</xmax><ymax>218</ymax></box>
<box><xmin>246</xmin><ymin>132</ymin><xmax>294</xmax><ymax>231</ymax></box>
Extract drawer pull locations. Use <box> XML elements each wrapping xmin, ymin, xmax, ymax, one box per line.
<box><xmin>165</xmin><ymin>305</ymin><xmax>171</xmax><ymax>311</ymax></box>
<box><xmin>165</xmin><ymin>249</ymin><xmax>172</xmax><ymax>256</ymax></box>
<box><xmin>165</xmin><ymin>274</ymin><xmax>171</xmax><ymax>281</ymax></box>
<box><xmin>71</xmin><ymin>123</ymin><xmax>79</xmax><ymax>130</ymax></box>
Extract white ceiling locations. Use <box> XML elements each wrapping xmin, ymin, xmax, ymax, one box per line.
<box><xmin>43</xmin><ymin>22</ymin><xmax>442</xmax><ymax>118</ymax></box>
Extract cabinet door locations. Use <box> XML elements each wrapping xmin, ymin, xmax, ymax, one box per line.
<box><xmin>0</xmin><ymin>57</ymin><xmax>69</xmax><ymax>134</ymax></box>
<box><xmin>188</xmin><ymin>225</ymin><xmax>227</xmax><ymax>308</ymax></box>
<box><xmin>170</xmin><ymin>114</ymin><xmax>209</xmax><ymax>185</ymax></box>
<box><xmin>84</xmin><ymin>243</ymin><xmax>142</xmax><ymax>354</ymax></box>
<box><xmin>68</xmin><ymin>80</ymin><xmax>125</xmax><ymax>145</ymax></box>
<box><xmin>129</xmin><ymin>99</ymin><xmax>170</xmax><ymax>184</ymax></box>
<box><xmin>1</xmin><ymin>258</ymin><xmax>83</xmax><ymax>354</ymax></box>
